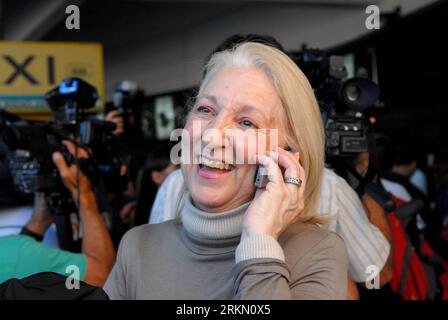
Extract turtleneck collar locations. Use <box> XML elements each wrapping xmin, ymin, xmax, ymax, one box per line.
<box><xmin>181</xmin><ymin>193</ymin><xmax>250</xmax><ymax>240</ymax></box>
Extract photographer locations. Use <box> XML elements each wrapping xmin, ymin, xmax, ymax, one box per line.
<box><xmin>0</xmin><ymin>140</ymin><xmax>115</xmax><ymax>287</ymax></box>
<box><xmin>101</xmin><ymin>108</ymin><xmax>132</xmax><ymax>246</ymax></box>
<box><xmin>105</xmin><ymin>110</ymin><xmax>125</xmax><ymax>136</ymax></box>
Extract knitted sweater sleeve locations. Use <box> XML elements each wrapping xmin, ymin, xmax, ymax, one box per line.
<box><xmin>232</xmin><ymin>232</ymin><xmax>348</xmax><ymax>299</ymax></box>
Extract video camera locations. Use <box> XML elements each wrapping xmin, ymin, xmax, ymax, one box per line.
<box><xmin>294</xmin><ymin>49</ymin><xmax>397</xmax><ymax>213</ymax></box>
<box><xmin>293</xmin><ymin>49</ymin><xmax>380</xmax><ymax>159</ymax></box>
<box><xmin>0</xmin><ymin>78</ymin><xmax>124</xmax><ymax>251</ymax></box>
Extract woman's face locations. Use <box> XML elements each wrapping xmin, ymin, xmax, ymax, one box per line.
<box><xmin>181</xmin><ymin>66</ymin><xmax>286</xmax><ymax>212</ymax></box>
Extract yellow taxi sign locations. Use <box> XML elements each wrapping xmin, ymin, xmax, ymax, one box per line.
<box><xmin>0</xmin><ymin>41</ymin><xmax>104</xmax><ymax>115</ymax></box>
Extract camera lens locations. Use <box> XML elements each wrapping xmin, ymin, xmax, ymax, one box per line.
<box><xmin>341</xmin><ymin>78</ymin><xmax>379</xmax><ymax>110</ymax></box>
<box><xmin>345</xmin><ymin>84</ymin><xmax>360</xmax><ymax>102</ymax></box>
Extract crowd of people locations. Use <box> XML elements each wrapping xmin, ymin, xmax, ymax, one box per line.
<box><xmin>0</xmin><ymin>34</ymin><xmax>447</xmax><ymax>300</ymax></box>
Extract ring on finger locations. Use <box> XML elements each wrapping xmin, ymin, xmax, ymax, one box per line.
<box><xmin>284</xmin><ymin>177</ymin><xmax>302</xmax><ymax>187</ymax></box>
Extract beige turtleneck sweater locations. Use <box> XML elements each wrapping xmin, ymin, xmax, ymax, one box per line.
<box><xmin>104</xmin><ymin>194</ymin><xmax>348</xmax><ymax>299</ymax></box>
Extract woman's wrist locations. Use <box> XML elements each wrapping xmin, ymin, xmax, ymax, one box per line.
<box><xmin>236</xmin><ymin>233</ymin><xmax>285</xmax><ymax>263</ymax></box>
<box><xmin>241</xmin><ymin>227</ymin><xmax>279</xmax><ymax>242</ymax></box>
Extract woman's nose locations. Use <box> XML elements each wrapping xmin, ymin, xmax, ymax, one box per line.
<box><xmin>201</xmin><ymin>115</ymin><xmax>231</xmax><ymax>147</ymax></box>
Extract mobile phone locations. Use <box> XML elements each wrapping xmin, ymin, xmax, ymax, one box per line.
<box><xmin>253</xmin><ymin>147</ymin><xmax>292</xmax><ymax>188</ymax></box>
<box><xmin>254</xmin><ymin>165</ymin><xmax>269</xmax><ymax>188</ymax></box>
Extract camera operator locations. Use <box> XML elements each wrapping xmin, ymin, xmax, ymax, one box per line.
<box><xmin>0</xmin><ymin>140</ymin><xmax>115</xmax><ymax>287</ymax></box>
<box><xmin>98</xmin><ymin>82</ymin><xmax>146</xmax><ymax>246</ymax></box>
<box><xmin>105</xmin><ymin>110</ymin><xmax>125</xmax><ymax>136</ymax></box>
<box><xmin>100</xmin><ymin>106</ymin><xmax>135</xmax><ymax>246</ymax></box>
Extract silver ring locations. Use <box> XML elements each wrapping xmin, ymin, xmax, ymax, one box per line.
<box><xmin>285</xmin><ymin>177</ymin><xmax>302</xmax><ymax>187</ymax></box>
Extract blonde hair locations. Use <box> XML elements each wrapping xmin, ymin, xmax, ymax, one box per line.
<box><xmin>198</xmin><ymin>42</ymin><xmax>325</xmax><ymax>223</ymax></box>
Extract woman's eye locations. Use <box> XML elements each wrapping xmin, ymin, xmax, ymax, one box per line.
<box><xmin>197</xmin><ymin>106</ymin><xmax>212</xmax><ymax>114</ymax></box>
<box><xmin>240</xmin><ymin>119</ymin><xmax>256</xmax><ymax>128</ymax></box>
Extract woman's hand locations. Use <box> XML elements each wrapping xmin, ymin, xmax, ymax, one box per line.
<box><xmin>242</xmin><ymin>148</ymin><xmax>306</xmax><ymax>240</ymax></box>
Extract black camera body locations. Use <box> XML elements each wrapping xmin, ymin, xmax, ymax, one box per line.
<box><xmin>2</xmin><ymin>118</ymin><xmax>85</xmax><ymax>251</ymax></box>
<box><xmin>325</xmin><ymin>115</ymin><xmax>367</xmax><ymax>157</ymax></box>
<box><xmin>3</xmin><ymin>78</ymin><xmax>119</xmax><ymax>193</ymax></box>
<box><xmin>1</xmin><ymin>78</ymin><xmax>124</xmax><ymax>251</ymax></box>
<box><xmin>294</xmin><ymin>49</ymin><xmax>379</xmax><ymax>159</ymax></box>
<box><xmin>46</xmin><ymin>77</ymin><xmax>99</xmax><ymax>124</ymax></box>
<box><xmin>294</xmin><ymin>49</ymin><xmax>397</xmax><ymax>212</ymax></box>
<box><xmin>6</xmin><ymin>123</ymin><xmax>73</xmax><ymax>194</ymax></box>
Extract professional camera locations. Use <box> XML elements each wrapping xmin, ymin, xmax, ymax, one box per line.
<box><xmin>0</xmin><ymin>78</ymin><xmax>123</xmax><ymax>251</ymax></box>
<box><xmin>294</xmin><ymin>49</ymin><xmax>397</xmax><ymax>212</ymax></box>
<box><xmin>293</xmin><ymin>49</ymin><xmax>380</xmax><ymax>159</ymax></box>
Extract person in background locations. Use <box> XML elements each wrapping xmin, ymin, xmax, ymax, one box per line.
<box><xmin>381</xmin><ymin>143</ymin><xmax>420</xmax><ymax>202</ymax></box>
<box><xmin>105</xmin><ymin>109</ymin><xmax>124</xmax><ymax>136</ymax></box>
<box><xmin>380</xmin><ymin>142</ymin><xmax>433</xmax><ymax>250</ymax></box>
<box><xmin>0</xmin><ymin>141</ymin><xmax>115</xmax><ymax>287</ymax></box>
<box><xmin>380</xmin><ymin>143</ymin><xmax>448</xmax><ymax>299</ymax></box>
<box><xmin>347</xmin><ymin>151</ymin><xmax>399</xmax><ymax>299</ymax></box>
<box><xmin>131</xmin><ymin>141</ymin><xmax>178</xmax><ymax>227</ymax></box>
<box><xmin>410</xmin><ymin>168</ymin><xmax>429</xmax><ymax>196</ymax></box>
<box><xmin>433</xmin><ymin>148</ymin><xmax>448</xmax><ymax>259</ymax></box>
<box><xmin>104</xmin><ymin>90</ymin><xmax>179</xmax><ymax>228</ymax></box>
<box><xmin>103</xmin><ymin>105</ymin><xmax>138</xmax><ymax>247</ymax></box>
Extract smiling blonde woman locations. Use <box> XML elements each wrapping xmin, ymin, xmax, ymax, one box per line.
<box><xmin>104</xmin><ymin>42</ymin><xmax>348</xmax><ymax>300</ymax></box>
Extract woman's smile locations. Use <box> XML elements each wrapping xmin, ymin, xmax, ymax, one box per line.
<box><xmin>196</xmin><ymin>163</ymin><xmax>235</xmax><ymax>179</ymax></box>
<box><xmin>196</xmin><ymin>153</ymin><xmax>236</xmax><ymax>179</ymax></box>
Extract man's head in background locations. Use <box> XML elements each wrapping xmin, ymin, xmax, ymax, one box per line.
<box><xmin>211</xmin><ymin>34</ymin><xmax>285</xmax><ymax>54</ymax></box>
<box><xmin>202</xmin><ymin>34</ymin><xmax>286</xmax><ymax>78</ymax></box>
<box><xmin>132</xmin><ymin>141</ymin><xmax>178</xmax><ymax>226</ymax></box>
<box><xmin>389</xmin><ymin>141</ymin><xmax>418</xmax><ymax>178</ymax></box>
<box><xmin>144</xmin><ymin>141</ymin><xmax>178</xmax><ymax>186</ymax></box>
